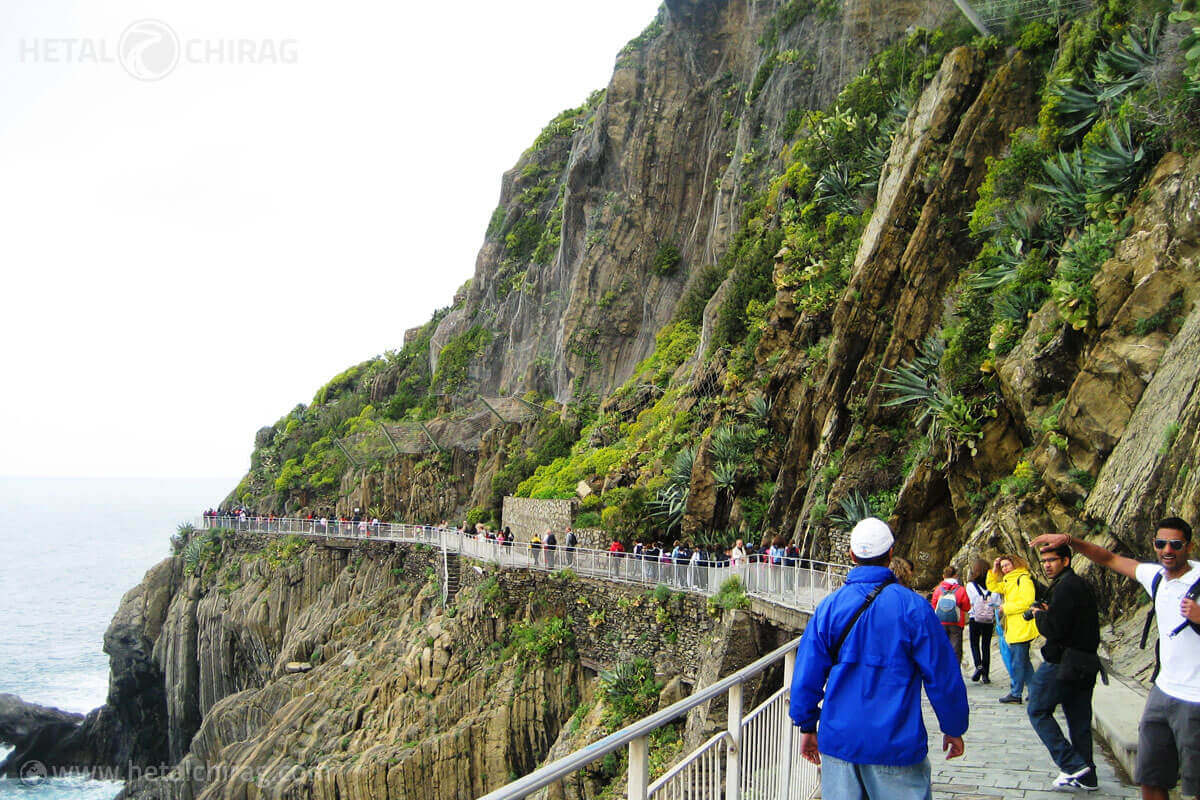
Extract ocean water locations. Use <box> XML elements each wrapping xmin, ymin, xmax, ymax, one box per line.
<box><xmin>0</xmin><ymin>477</ymin><xmax>231</xmax><ymax>800</ymax></box>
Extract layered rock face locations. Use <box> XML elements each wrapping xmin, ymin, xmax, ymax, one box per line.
<box><xmin>434</xmin><ymin>0</ymin><xmax>957</xmax><ymax>402</ymax></box>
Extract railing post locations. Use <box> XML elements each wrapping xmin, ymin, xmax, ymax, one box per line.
<box><xmin>628</xmin><ymin>734</ymin><xmax>649</xmax><ymax>800</ymax></box>
<box><xmin>779</xmin><ymin>647</ymin><xmax>797</xmax><ymax>797</ymax></box>
<box><xmin>726</xmin><ymin>682</ymin><xmax>742</xmax><ymax>800</ymax></box>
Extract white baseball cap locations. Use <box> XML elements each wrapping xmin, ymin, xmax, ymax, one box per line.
<box><xmin>850</xmin><ymin>517</ymin><xmax>894</xmax><ymax>559</ymax></box>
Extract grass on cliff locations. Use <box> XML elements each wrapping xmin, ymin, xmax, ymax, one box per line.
<box><xmin>706</xmin><ymin>576</ymin><xmax>750</xmax><ymax>615</ymax></box>
<box><xmin>250</xmin><ymin>535</ymin><xmax>311</xmax><ymax>569</ymax></box>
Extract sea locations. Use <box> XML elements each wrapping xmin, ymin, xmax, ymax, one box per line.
<box><xmin>0</xmin><ymin>477</ymin><xmax>231</xmax><ymax>800</ymax></box>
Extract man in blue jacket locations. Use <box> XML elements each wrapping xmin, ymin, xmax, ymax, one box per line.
<box><xmin>789</xmin><ymin>517</ymin><xmax>969</xmax><ymax>799</ymax></box>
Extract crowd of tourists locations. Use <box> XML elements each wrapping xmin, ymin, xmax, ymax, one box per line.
<box><xmin>789</xmin><ymin>515</ymin><xmax>1200</xmax><ymax>800</ymax></box>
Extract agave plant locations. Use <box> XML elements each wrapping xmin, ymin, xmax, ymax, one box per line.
<box><xmin>880</xmin><ymin>336</ymin><xmax>945</xmax><ymax>429</ymax></box>
<box><xmin>813</xmin><ymin>164</ymin><xmax>867</xmax><ymax>216</ymax></box>
<box><xmin>1033</xmin><ymin>149</ymin><xmax>1090</xmax><ymax>231</ymax></box>
<box><xmin>710</xmin><ymin>426</ymin><xmax>755</xmax><ymax>469</ymax></box>
<box><xmin>182</xmin><ymin>536</ymin><xmax>207</xmax><ymax>574</ymax></box>
<box><xmin>713</xmin><ymin>461</ymin><xmax>740</xmax><ymax>492</ymax></box>
<box><xmin>829</xmin><ymin>491</ymin><xmax>873</xmax><ymax>528</ymax></box>
<box><xmin>881</xmin><ymin>337</ymin><xmax>988</xmax><ymax>458</ymax></box>
<box><xmin>648</xmin><ymin>484</ymin><xmax>688</xmax><ymax>535</ymax></box>
<box><xmin>1052</xmin><ymin>79</ymin><xmax>1103</xmax><ymax>137</ymax></box>
<box><xmin>967</xmin><ymin>236</ymin><xmax>1025</xmax><ymax>292</ymax></box>
<box><xmin>668</xmin><ymin>446</ymin><xmax>697</xmax><ymax>487</ymax></box>
<box><xmin>1094</xmin><ymin>14</ymin><xmax>1163</xmax><ymax>89</ymax></box>
<box><xmin>747</xmin><ymin>395</ymin><xmax>772</xmax><ymax>422</ymax></box>
<box><xmin>1084</xmin><ymin>122</ymin><xmax>1146</xmax><ymax>196</ymax></box>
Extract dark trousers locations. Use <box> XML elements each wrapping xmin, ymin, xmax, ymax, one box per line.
<box><xmin>1027</xmin><ymin>661</ymin><xmax>1095</xmax><ymax>775</ymax></box>
<box><xmin>944</xmin><ymin>624</ymin><xmax>964</xmax><ymax>665</ymax></box>
<box><xmin>968</xmin><ymin>620</ymin><xmax>993</xmax><ymax>677</ymax></box>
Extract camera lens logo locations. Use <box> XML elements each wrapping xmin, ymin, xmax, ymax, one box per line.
<box><xmin>119</xmin><ymin>19</ymin><xmax>180</xmax><ymax>81</ymax></box>
<box><xmin>19</xmin><ymin>760</ymin><xmax>48</xmax><ymax>786</ymax></box>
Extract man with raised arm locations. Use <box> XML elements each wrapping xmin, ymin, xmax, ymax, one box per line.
<box><xmin>790</xmin><ymin>518</ymin><xmax>968</xmax><ymax>800</ymax></box>
<box><xmin>1032</xmin><ymin>517</ymin><xmax>1200</xmax><ymax>800</ymax></box>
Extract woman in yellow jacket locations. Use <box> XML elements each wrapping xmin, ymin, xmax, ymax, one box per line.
<box><xmin>986</xmin><ymin>553</ymin><xmax>1039</xmax><ymax>704</ymax></box>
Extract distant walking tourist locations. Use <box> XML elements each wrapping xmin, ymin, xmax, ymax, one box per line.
<box><xmin>964</xmin><ymin>558</ymin><xmax>996</xmax><ymax>684</ymax></box>
<box><xmin>1023</xmin><ymin>542</ymin><xmax>1102</xmax><ymax>791</ymax></box>
<box><xmin>1034</xmin><ymin>518</ymin><xmax>1200</xmax><ymax>800</ymax></box>
<box><xmin>932</xmin><ymin>565</ymin><xmax>970</xmax><ymax>666</ymax></box>
<box><xmin>987</xmin><ymin>554</ymin><xmax>1038</xmax><ymax>704</ymax></box>
<box><xmin>543</xmin><ymin>529</ymin><xmax>557</xmax><ymax>569</ymax></box>
<box><xmin>790</xmin><ymin>517</ymin><xmax>968</xmax><ymax>799</ymax></box>
<box><xmin>565</xmin><ymin>526</ymin><xmax>577</xmax><ymax>565</ymax></box>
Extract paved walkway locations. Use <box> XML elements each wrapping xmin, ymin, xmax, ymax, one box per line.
<box><xmin>922</xmin><ymin>641</ymin><xmax>1134</xmax><ymax>798</ymax></box>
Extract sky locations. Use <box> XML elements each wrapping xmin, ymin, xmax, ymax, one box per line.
<box><xmin>0</xmin><ymin>0</ymin><xmax>663</xmax><ymax>483</ymax></box>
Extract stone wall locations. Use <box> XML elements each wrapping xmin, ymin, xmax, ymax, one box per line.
<box><xmin>458</xmin><ymin>563</ymin><xmax>719</xmax><ymax>680</ymax></box>
<box><xmin>572</xmin><ymin>526</ymin><xmax>609</xmax><ymax>550</ymax></box>
<box><xmin>501</xmin><ymin>497</ymin><xmax>573</xmax><ymax>542</ymax></box>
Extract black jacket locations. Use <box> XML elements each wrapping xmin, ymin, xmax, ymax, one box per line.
<box><xmin>1033</xmin><ymin>567</ymin><xmax>1100</xmax><ymax>664</ymax></box>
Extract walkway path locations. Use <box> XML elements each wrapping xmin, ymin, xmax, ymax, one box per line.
<box><xmin>922</xmin><ymin>642</ymin><xmax>1133</xmax><ymax>799</ymax></box>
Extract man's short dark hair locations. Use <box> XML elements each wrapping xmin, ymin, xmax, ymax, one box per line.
<box><xmin>943</xmin><ymin>565</ymin><xmax>957</xmax><ymax>578</ymax></box>
<box><xmin>1156</xmin><ymin>516</ymin><xmax>1193</xmax><ymax>542</ymax></box>
<box><xmin>1042</xmin><ymin>544</ymin><xmax>1071</xmax><ymax>560</ymax></box>
<box><xmin>854</xmin><ymin>551</ymin><xmax>892</xmax><ymax>567</ymax></box>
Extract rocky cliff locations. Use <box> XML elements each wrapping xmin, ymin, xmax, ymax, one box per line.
<box><xmin>226</xmin><ymin>0</ymin><xmax>1198</xmax><ymax>673</ymax></box>
<box><xmin>9</xmin><ymin>0</ymin><xmax>1200</xmax><ymax>795</ymax></box>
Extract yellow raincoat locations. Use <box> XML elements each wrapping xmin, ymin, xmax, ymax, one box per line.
<box><xmin>986</xmin><ymin>566</ymin><xmax>1039</xmax><ymax>644</ymax></box>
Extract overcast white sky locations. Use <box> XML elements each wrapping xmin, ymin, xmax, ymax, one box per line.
<box><xmin>0</xmin><ymin>0</ymin><xmax>662</xmax><ymax>482</ymax></box>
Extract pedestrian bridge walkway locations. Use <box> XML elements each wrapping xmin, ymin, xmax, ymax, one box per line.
<box><xmin>198</xmin><ymin>515</ymin><xmax>847</xmax><ymax>615</ymax></box>
<box><xmin>923</xmin><ymin>642</ymin><xmax>1132</xmax><ymax>799</ymax></box>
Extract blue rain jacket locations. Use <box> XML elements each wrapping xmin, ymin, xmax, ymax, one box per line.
<box><xmin>789</xmin><ymin>565</ymin><xmax>969</xmax><ymax>765</ymax></box>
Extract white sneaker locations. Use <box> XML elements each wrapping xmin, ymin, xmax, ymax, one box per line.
<box><xmin>1052</xmin><ymin>766</ymin><xmax>1097</xmax><ymax>791</ymax></box>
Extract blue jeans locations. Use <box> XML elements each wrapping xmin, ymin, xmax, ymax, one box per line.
<box><xmin>821</xmin><ymin>753</ymin><xmax>932</xmax><ymax>800</ymax></box>
<box><xmin>1027</xmin><ymin>661</ymin><xmax>1094</xmax><ymax>774</ymax></box>
<box><xmin>1008</xmin><ymin>640</ymin><xmax>1032</xmax><ymax>698</ymax></box>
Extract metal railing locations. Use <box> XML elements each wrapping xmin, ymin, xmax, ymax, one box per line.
<box><xmin>952</xmin><ymin>0</ymin><xmax>1092</xmax><ymax>34</ymax></box>
<box><xmin>194</xmin><ymin>515</ymin><xmax>846</xmax><ymax>613</ymax></box>
<box><xmin>477</xmin><ymin>637</ymin><xmax>816</xmax><ymax>800</ymax></box>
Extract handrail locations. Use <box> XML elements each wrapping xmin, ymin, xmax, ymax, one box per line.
<box><xmin>476</xmin><ymin>636</ymin><xmax>802</xmax><ymax>800</ymax></box>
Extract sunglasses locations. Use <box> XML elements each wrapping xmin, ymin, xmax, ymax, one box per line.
<box><xmin>1154</xmin><ymin>539</ymin><xmax>1187</xmax><ymax>551</ymax></box>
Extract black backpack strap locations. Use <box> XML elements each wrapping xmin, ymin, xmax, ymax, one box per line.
<box><xmin>1141</xmin><ymin>572</ymin><xmax>1163</xmax><ymax>649</ymax></box>
<box><xmin>1168</xmin><ymin>575</ymin><xmax>1200</xmax><ymax>638</ymax></box>
<box><xmin>830</xmin><ymin>577</ymin><xmax>896</xmax><ymax>664</ymax></box>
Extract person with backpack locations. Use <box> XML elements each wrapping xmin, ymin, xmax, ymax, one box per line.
<box><xmin>1033</xmin><ymin>518</ymin><xmax>1200</xmax><ymax>800</ymax></box>
<box><xmin>789</xmin><ymin>518</ymin><xmax>968</xmax><ymax>799</ymax></box>
<box><xmin>564</xmin><ymin>526</ymin><xmax>578</xmax><ymax>566</ymax></box>
<box><xmin>964</xmin><ymin>558</ymin><xmax>996</xmax><ymax>684</ymax></box>
<box><xmin>987</xmin><ymin>553</ymin><xmax>1040</xmax><ymax>704</ymax></box>
<box><xmin>932</xmin><ymin>565</ymin><xmax>971</xmax><ymax>667</ymax></box>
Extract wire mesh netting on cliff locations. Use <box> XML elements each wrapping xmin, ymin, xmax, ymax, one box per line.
<box><xmin>335</xmin><ymin>396</ymin><xmax>547</xmax><ymax>464</ymax></box>
<box><xmin>972</xmin><ymin>0</ymin><xmax>1093</xmax><ymax>29</ymax></box>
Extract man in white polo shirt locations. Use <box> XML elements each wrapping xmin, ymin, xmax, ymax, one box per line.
<box><xmin>1034</xmin><ymin>517</ymin><xmax>1200</xmax><ymax>800</ymax></box>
